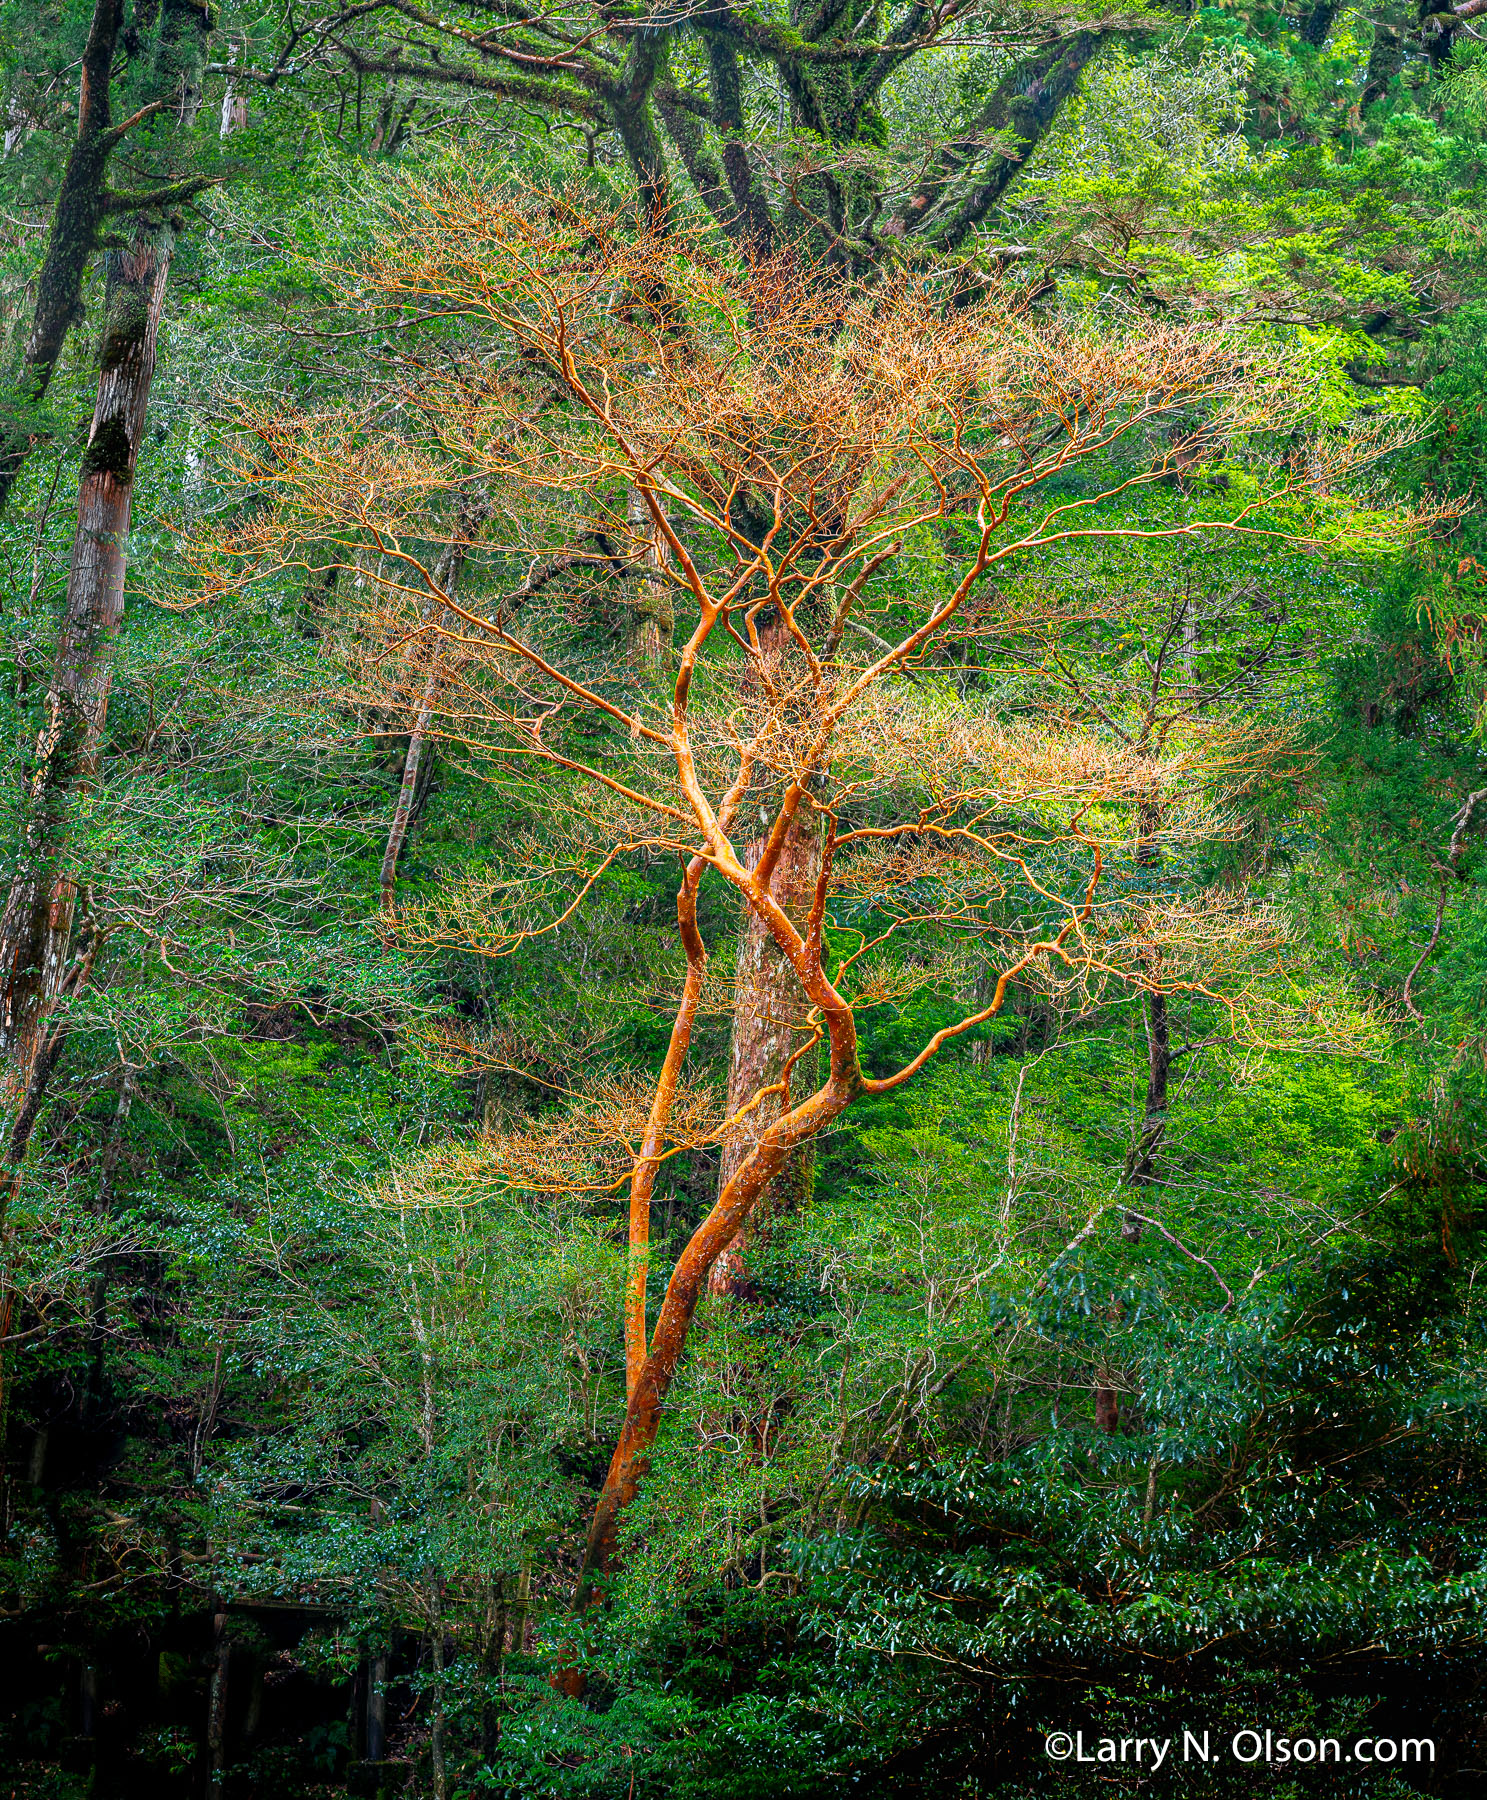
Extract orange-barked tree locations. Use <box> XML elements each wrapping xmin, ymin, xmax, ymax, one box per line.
<box><xmin>183</xmin><ymin>184</ymin><xmax>1400</xmax><ymax>1641</ymax></box>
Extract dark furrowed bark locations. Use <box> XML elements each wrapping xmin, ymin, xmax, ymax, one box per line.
<box><xmin>0</xmin><ymin>0</ymin><xmax>123</xmax><ymax>517</ymax></box>
<box><xmin>205</xmin><ymin>1607</ymin><xmax>230</xmax><ymax>1800</ymax></box>
<box><xmin>1301</xmin><ymin>1</ymin><xmax>1341</xmax><ymax>45</ymax></box>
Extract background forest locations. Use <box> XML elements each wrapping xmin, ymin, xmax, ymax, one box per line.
<box><xmin>1</xmin><ymin>0</ymin><xmax>1486</xmax><ymax>1795</ymax></box>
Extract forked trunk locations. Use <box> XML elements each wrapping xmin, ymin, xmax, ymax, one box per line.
<box><xmin>575</xmin><ymin>1070</ymin><xmax>858</xmax><ymax>1621</ymax></box>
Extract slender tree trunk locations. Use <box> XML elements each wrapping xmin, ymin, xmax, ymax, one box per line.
<box><xmin>1122</xmin><ymin>794</ymin><xmax>1169</xmax><ymax>1242</ymax></box>
<box><xmin>624</xmin><ymin>859</ymin><xmax>707</xmax><ymax>1392</ymax></box>
<box><xmin>429</xmin><ymin>1578</ymin><xmax>447</xmax><ymax>1800</ymax></box>
<box><xmin>0</xmin><ymin>219</ymin><xmax>174</xmax><ymax>1438</ymax></box>
<box><xmin>625</xmin><ymin>487</ymin><xmax>673</xmax><ymax>675</ymax></box>
<box><xmin>1</xmin><ymin>0</ymin><xmax>211</xmax><ymax>1120</ymax></box>
<box><xmin>380</xmin><ymin>540</ymin><xmax>462</xmax><ymax>913</ymax></box>
<box><xmin>81</xmin><ymin>1069</ymin><xmax>135</xmax><ymax>1424</ymax></box>
<box><xmin>80</xmin><ymin>1658</ymin><xmax>99</xmax><ymax>1738</ymax></box>
<box><xmin>242</xmin><ymin>1657</ymin><xmax>264</xmax><ymax>1743</ymax></box>
<box><xmin>0</xmin><ymin>228</ymin><xmax>172</xmax><ymax>1108</ymax></box>
<box><xmin>1131</xmin><ymin>990</ymin><xmax>1170</xmax><ymax>1184</ymax></box>
<box><xmin>366</xmin><ymin>1651</ymin><xmax>387</xmax><ymax>1762</ymax></box>
<box><xmin>380</xmin><ymin>496</ymin><xmax>503</xmax><ymax>911</ymax></box>
<box><xmin>205</xmin><ymin>1606</ymin><xmax>230</xmax><ymax>1800</ymax></box>
<box><xmin>480</xmin><ymin>1575</ymin><xmax>506</xmax><ymax>1759</ymax></box>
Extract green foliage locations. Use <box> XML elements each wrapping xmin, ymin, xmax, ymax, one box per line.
<box><xmin>2</xmin><ymin>4</ymin><xmax>1486</xmax><ymax>1795</ymax></box>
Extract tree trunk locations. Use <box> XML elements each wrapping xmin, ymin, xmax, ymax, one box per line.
<box><xmin>381</xmin><ymin>497</ymin><xmax>497</xmax><ymax>911</ymax></box>
<box><xmin>205</xmin><ymin>1607</ymin><xmax>230</xmax><ymax>1800</ymax></box>
<box><xmin>574</xmin><ymin>1071</ymin><xmax>856</xmax><ymax>1618</ymax></box>
<box><xmin>0</xmin><ymin>0</ymin><xmax>121</xmax><ymax>518</ymax></box>
<box><xmin>379</xmin><ymin>560</ymin><xmax>458</xmax><ymax>914</ymax></box>
<box><xmin>79</xmin><ymin>1658</ymin><xmax>99</xmax><ymax>1738</ymax></box>
<box><xmin>709</xmin><ymin>607</ymin><xmax>824</xmax><ymax>1298</ymax></box>
<box><xmin>1122</xmin><ymin>795</ymin><xmax>1169</xmax><ymax>1242</ymax></box>
<box><xmin>242</xmin><ymin>1657</ymin><xmax>264</xmax><ymax>1743</ymax></box>
<box><xmin>895</xmin><ymin>33</ymin><xmax>1105</xmax><ymax>250</ymax></box>
<box><xmin>0</xmin><ymin>226</ymin><xmax>172</xmax><ymax>1110</ymax></box>
<box><xmin>1130</xmin><ymin>990</ymin><xmax>1170</xmax><ymax>1184</ymax></box>
<box><xmin>0</xmin><ymin>232</ymin><xmax>171</xmax><ymax>1424</ymax></box>
<box><xmin>366</xmin><ymin>1650</ymin><xmax>387</xmax><ymax>1761</ymax></box>
<box><xmin>508</xmin><ymin>1558</ymin><xmax>532</xmax><ymax>1656</ymax></box>
<box><xmin>1364</xmin><ymin>26</ymin><xmax>1405</xmax><ymax>105</ymax></box>
<box><xmin>708</xmin><ymin>820</ymin><xmax>822</xmax><ymax>1297</ymax></box>
<box><xmin>0</xmin><ymin>0</ymin><xmax>214</xmax><ymax>517</ymax></box>
<box><xmin>83</xmin><ymin>1071</ymin><xmax>136</xmax><ymax>1423</ymax></box>
<box><xmin>429</xmin><ymin>1579</ymin><xmax>447</xmax><ymax>1800</ymax></box>
<box><xmin>560</xmin><ymin>797</ymin><xmax>1087</xmax><ymax>1689</ymax></box>
<box><xmin>625</xmin><ymin>487</ymin><xmax>673</xmax><ymax>675</ymax></box>
<box><xmin>1</xmin><ymin>0</ymin><xmax>211</xmax><ymax>1125</ymax></box>
<box><xmin>376</xmin><ymin>655</ymin><xmax>441</xmax><ymax>914</ymax></box>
